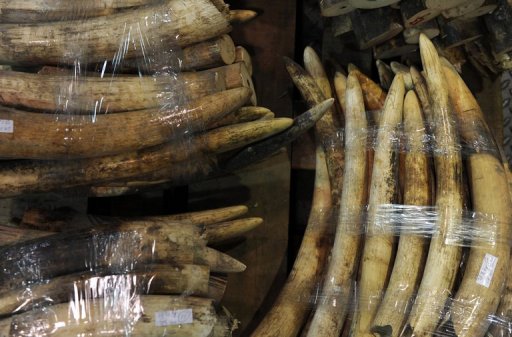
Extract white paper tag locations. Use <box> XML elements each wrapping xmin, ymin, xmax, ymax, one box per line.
<box><xmin>155</xmin><ymin>309</ymin><xmax>193</xmax><ymax>327</ymax></box>
<box><xmin>0</xmin><ymin>120</ymin><xmax>13</xmax><ymax>133</ymax></box>
<box><xmin>476</xmin><ymin>253</ymin><xmax>498</xmax><ymax>288</ymax></box>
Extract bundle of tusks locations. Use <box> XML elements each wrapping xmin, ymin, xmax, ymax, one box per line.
<box><xmin>250</xmin><ymin>34</ymin><xmax>512</xmax><ymax>337</ymax></box>
<box><xmin>0</xmin><ymin>0</ymin><xmax>335</xmax><ymax>335</ymax></box>
<box><xmin>0</xmin><ymin>0</ymin><xmax>335</xmax><ymax>198</ymax></box>
<box><xmin>0</xmin><ymin>204</ymin><xmax>264</xmax><ymax>336</ymax></box>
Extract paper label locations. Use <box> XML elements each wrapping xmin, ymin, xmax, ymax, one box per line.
<box><xmin>0</xmin><ymin>120</ymin><xmax>13</xmax><ymax>133</ymax></box>
<box><xmin>476</xmin><ymin>253</ymin><xmax>498</xmax><ymax>288</ymax></box>
<box><xmin>155</xmin><ymin>309</ymin><xmax>193</xmax><ymax>327</ymax></box>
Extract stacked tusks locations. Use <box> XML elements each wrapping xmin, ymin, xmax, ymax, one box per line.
<box><xmin>0</xmin><ymin>0</ymin><xmax>232</xmax><ymax>65</ymax></box>
<box><xmin>249</xmin><ymin>48</ymin><xmax>341</xmax><ymax>337</ymax></box>
<box><xmin>402</xmin><ymin>34</ymin><xmax>464</xmax><ymax>337</ymax></box>
<box><xmin>371</xmin><ymin>89</ymin><xmax>430</xmax><ymax>337</ymax></box>
<box><xmin>251</xmin><ymin>34</ymin><xmax>511</xmax><ymax>337</ymax></box>
<box><xmin>306</xmin><ymin>66</ymin><xmax>369</xmax><ymax>337</ymax></box>
<box><xmin>351</xmin><ymin>73</ymin><xmax>405</xmax><ymax>337</ymax></box>
<box><xmin>0</xmin><ymin>2</ymin><xmax>332</xmax><ymax>334</ymax></box>
<box><xmin>0</xmin><ymin>0</ymin><xmax>334</xmax><ymax>197</ymax></box>
<box><xmin>440</xmin><ymin>56</ymin><xmax>510</xmax><ymax>337</ymax></box>
<box><xmin>284</xmin><ymin>52</ymin><xmax>345</xmax><ymax>206</ymax></box>
<box><xmin>0</xmin><ymin>296</ymin><xmax>234</xmax><ymax>337</ymax></box>
<box><xmin>0</xmin><ymin>205</ymin><xmax>260</xmax><ymax>336</ymax></box>
<box><xmin>0</xmin><ymin>99</ymin><xmax>334</xmax><ymax>198</ymax></box>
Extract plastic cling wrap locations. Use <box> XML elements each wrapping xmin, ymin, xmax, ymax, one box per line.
<box><xmin>0</xmin><ymin>0</ymin><xmax>239</xmax><ymax>160</ymax></box>
<box><xmin>271</xmin><ymin>41</ymin><xmax>512</xmax><ymax>337</ymax></box>
<box><xmin>0</xmin><ymin>0</ymin><xmax>290</xmax><ymax>198</ymax></box>
<box><xmin>0</xmin><ymin>212</ymin><xmax>250</xmax><ymax>336</ymax></box>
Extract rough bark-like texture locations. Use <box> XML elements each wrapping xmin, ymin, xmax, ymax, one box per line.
<box><xmin>0</xmin><ymin>0</ymin><xmax>231</xmax><ymax>65</ymax></box>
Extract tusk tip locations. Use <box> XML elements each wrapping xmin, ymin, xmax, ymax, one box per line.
<box><xmin>282</xmin><ymin>56</ymin><xmax>292</xmax><ymax>62</ymax></box>
<box><xmin>323</xmin><ymin>97</ymin><xmax>335</xmax><ymax>105</ymax></box>
<box><xmin>347</xmin><ymin>72</ymin><xmax>360</xmax><ymax>86</ymax></box>
<box><xmin>272</xmin><ymin>117</ymin><xmax>294</xmax><ymax>130</ymax></box>
<box><xmin>419</xmin><ymin>33</ymin><xmax>431</xmax><ymax>46</ymax></box>
<box><xmin>347</xmin><ymin>63</ymin><xmax>359</xmax><ymax>72</ymax></box>
<box><xmin>335</xmin><ymin>71</ymin><xmax>347</xmax><ymax>79</ymax></box>
<box><xmin>303</xmin><ymin>46</ymin><xmax>318</xmax><ymax>61</ymax></box>
<box><xmin>304</xmin><ymin>45</ymin><xmax>315</xmax><ymax>53</ymax></box>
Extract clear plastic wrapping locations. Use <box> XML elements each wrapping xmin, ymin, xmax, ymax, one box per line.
<box><xmin>323</xmin><ymin>121</ymin><xmax>501</xmax><ymax>158</ymax></box>
<box><xmin>0</xmin><ymin>0</ymin><xmax>268</xmax><ymax>197</ymax></box>
<box><xmin>0</xmin><ymin>0</ymin><xmax>192</xmax><ymax>158</ymax></box>
<box><xmin>0</xmin><ymin>220</ymin><xmax>238</xmax><ymax>336</ymax></box>
<box><xmin>316</xmin><ymin>204</ymin><xmax>508</xmax><ymax>248</ymax></box>
<box><xmin>290</xmin><ymin>98</ymin><xmax>512</xmax><ymax>337</ymax></box>
<box><xmin>279</xmin><ymin>203</ymin><xmax>511</xmax><ymax>337</ymax></box>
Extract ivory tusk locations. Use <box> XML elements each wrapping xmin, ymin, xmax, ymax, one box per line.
<box><xmin>350</xmin><ymin>74</ymin><xmax>405</xmax><ymax>337</ymax></box>
<box><xmin>0</xmin><ymin>0</ymin><xmax>231</xmax><ymax>65</ymax></box>
<box><xmin>305</xmin><ymin>71</ymin><xmax>368</xmax><ymax>337</ymax></box>
<box><xmin>349</xmin><ymin>67</ymin><xmax>387</xmax><ymax>125</ymax></box>
<box><xmin>404</xmin><ymin>34</ymin><xmax>464</xmax><ymax>337</ymax></box>
<box><xmin>376</xmin><ymin>60</ymin><xmax>394</xmax><ymax>90</ymax></box>
<box><xmin>284</xmin><ymin>55</ymin><xmax>344</xmax><ymax>205</ymax></box>
<box><xmin>371</xmin><ymin>90</ymin><xmax>431</xmax><ymax>337</ymax></box>
<box><xmin>229</xmin><ymin>9</ymin><xmax>258</xmax><ymax>24</ymax></box>
<box><xmin>223</xmin><ymin>99</ymin><xmax>334</xmax><ymax>171</ymax></box>
<box><xmin>0</xmin><ymin>296</ymin><xmax>231</xmax><ymax>337</ymax></box>
<box><xmin>209</xmin><ymin>106</ymin><xmax>273</xmax><ymax>129</ymax></box>
<box><xmin>441</xmin><ymin>58</ymin><xmax>511</xmax><ymax>337</ymax></box>
<box><xmin>249</xmin><ymin>144</ymin><xmax>333</xmax><ymax>337</ymax></box>
<box><xmin>0</xmin><ymin>0</ymin><xmax>159</xmax><ymax>23</ymax></box>
<box><xmin>390</xmin><ymin>61</ymin><xmax>414</xmax><ymax>90</ymax></box>
<box><xmin>0</xmin><ymin>87</ymin><xmax>251</xmax><ymax>159</ymax></box>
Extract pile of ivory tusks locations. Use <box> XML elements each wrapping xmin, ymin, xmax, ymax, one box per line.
<box><xmin>0</xmin><ymin>0</ymin><xmax>334</xmax><ymax>198</ymax></box>
<box><xmin>0</xmin><ymin>204</ymin><xmax>264</xmax><ymax>336</ymax></box>
<box><xmin>250</xmin><ymin>34</ymin><xmax>512</xmax><ymax>337</ymax></box>
<box><xmin>0</xmin><ymin>1</ymin><xmax>334</xmax><ymax>336</ymax></box>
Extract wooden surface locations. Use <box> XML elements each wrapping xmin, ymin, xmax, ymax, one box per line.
<box><xmin>190</xmin><ymin>1</ymin><xmax>297</xmax><ymax>336</ymax></box>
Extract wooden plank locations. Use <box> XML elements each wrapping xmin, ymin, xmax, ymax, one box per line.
<box><xmin>476</xmin><ymin>77</ymin><xmax>505</xmax><ymax>146</ymax></box>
